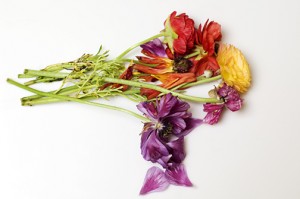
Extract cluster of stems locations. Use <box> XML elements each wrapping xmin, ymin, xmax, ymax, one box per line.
<box><xmin>7</xmin><ymin>34</ymin><xmax>223</xmax><ymax>121</ymax></box>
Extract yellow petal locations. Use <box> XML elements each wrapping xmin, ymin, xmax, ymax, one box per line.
<box><xmin>216</xmin><ymin>43</ymin><xmax>251</xmax><ymax>93</ymax></box>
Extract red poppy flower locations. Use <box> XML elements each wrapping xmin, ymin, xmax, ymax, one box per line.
<box><xmin>163</xmin><ymin>11</ymin><xmax>195</xmax><ymax>55</ymax></box>
<box><xmin>196</xmin><ymin>20</ymin><xmax>222</xmax><ymax>56</ymax></box>
<box><xmin>141</xmin><ymin>73</ymin><xmax>196</xmax><ymax>99</ymax></box>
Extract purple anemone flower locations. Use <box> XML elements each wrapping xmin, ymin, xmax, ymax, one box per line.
<box><xmin>137</xmin><ymin>93</ymin><xmax>202</xmax><ymax>168</ymax></box>
<box><xmin>203</xmin><ymin>83</ymin><xmax>243</xmax><ymax>125</ymax></box>
<box><xmin>140</xmin><ymin>39</ymin><xmax>167</xmax><ymax>57</ymax></box>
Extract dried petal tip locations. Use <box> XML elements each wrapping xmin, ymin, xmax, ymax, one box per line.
<box><xmin>216</xmin><ymin>43</ymin><xmax>251</xmax><ymax>93</ymax></box>
<box><xmin>165</xmin><ymin>164</ymin><xmax>193</xmax><ymax>187</ymax></box>
<box><xmin>139</xmin><ymin>167</ymin><xmax>170</xmax><ymax>195</ymax></box>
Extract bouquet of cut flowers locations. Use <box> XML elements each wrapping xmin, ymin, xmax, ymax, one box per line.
<box><xmin>7</xmin><ymin>11</ymin><xmax>251</xmax><ymax>195</ymax></box>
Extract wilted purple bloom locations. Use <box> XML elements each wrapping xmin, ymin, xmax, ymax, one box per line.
<box><xmin>139</xmin><ymin>166</ymin><xmax>170</xmax><ymax>195</ymax></box>
<box><xmin>165</xmin><ymin>164</ymin><xmax>193</xmax><ymax>187</ymax></box>
<box><xmin>137</xmin><ymin>93</ymin><xmax>202</xmax><ymax>168</ymax></box>
<box><xmin>203</xmin><ymin>83</ymin><xmax>243</xmax><ymax>125</ymax></box>
<box><xmin>140</xmin><ymin>39</ymin><xmax>167</xmax><ymax>57</ymax></box>
<box><xmin>217</xmin><ymin>83</ymin><xmax>243</xmax><ymax>111</ymax></box>
<box><xmin>203</xmin><ymin>103</ymin><xmax>225</xmax><ymax>125</ymax></box>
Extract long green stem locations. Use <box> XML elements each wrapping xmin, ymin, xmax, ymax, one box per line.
<box><xmin>7</xmin><ymin>79</ymin><xmax>149</xmax><ymax>122</ymax></box>
<box><xmin>103</xmin><ymin>77</ymin><xmax>221</xmax><ymax>103</ymax></box>
<box><xmin>116</xmin><ymin>33</ymin><xmax>166</xmax><ymax>60</ymax></box>
<box><xmin>182</xmin><ymin>75</ymin><xmax>222</xmax><ymax>88</ymax></box>
<box><xmin>24</xmin><ymin>69</ymin><xmax>69</xmax><ymax>78</ymax></box>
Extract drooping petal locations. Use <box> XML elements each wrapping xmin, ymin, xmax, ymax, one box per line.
<box><xmin>167</xmin><ymin>137</ymin><xmax>186</xmax><ymax>164</ymax></box>
<box><xmin>157</xmin><ymin>93</ymin><xmax>177</xmax><ymax>118</ymax></box>
<box><xmin>165</xmin><ymin>164</ymin><xmax>193</xmax><ymax>187</ymax></box>
<box><xmin>137</xmin><ymin>101</ymin><xmax>158</xmax><ymax>120</ymax></box>
<box><xmin>141</xmin><ymin>129</ymin><xmax>170</xmax><ymax>167</ymax></box>
<box><xmin>203</xmin><ymin>103</ymin><xmax>225</xmax><ymax>125</ymax></box>
<box><xmin>139</xmin><ymin>166</ymin><xmax>170</xmax><ymax>195</ymax></box>
<box><xmin>141</xmin><ymin>39</ymin><xmax>167</xmax><ymax>57</ymax></box>
<box><xmin>180</xmin><ymin>117</ymin><xmax>203</xmax><ymax>136</ymax></box>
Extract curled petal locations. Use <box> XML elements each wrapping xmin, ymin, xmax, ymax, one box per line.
<box><xmin>140</xmin><ymin>166</ymin><xmax>170</xmax><ymax>195</ymax></box>
<box><xmin>217</xmin><ymin>83</ymin><xmax>243</xmax><ymax>111</ymax></box>
<box><xmin>167</xmin><ymin>137</ymin><xmax>185</xmax><ymax>164</ymax></box>
<box><xmin>141</xmin><ymin>39</ymin><xmax>167</xmax><ymax>57</ymax></box>
<box><xmin>165</xmin><ymin>164</ymin><xmax>193</xmax><ymax>187</ymax></box>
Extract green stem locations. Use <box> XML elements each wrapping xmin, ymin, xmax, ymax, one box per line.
<box><xmin>116</xmin><ymin>33</ymin><xmax>166</xmax><ymax>60</ymax></box>
<box><xmin>7</xmin><ymin>79</ymin><xmax>149</xmax><ymax>122</ymax></box>
<box><xmin>184</xmin><ymin>51</ymin><xmax>200</xmax><ymax>59</ymax></box>
<box><xmin>182</xmin><ymin>75</ymin><xmax>222</xmax><ymax>88</ymax></box>
<box><xmin>24</xmin><ymin>69</ymin><xmax>69</xmax><ymax>78</ymax></box>
<box><xmin>103</xmin><ymin>77</ymin><xmax>221</xmax><ymax>103</ymax></box>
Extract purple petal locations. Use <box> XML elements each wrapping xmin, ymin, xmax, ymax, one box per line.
<box><xmin>203</xmin><ymin>103</ymin><xmax>225</xmax><ymax>125</ymax></box>
<box><xmin>137</xmin><ymin>101</ymin><xmax>158</xmax><ymax>120</ymax></box>
<box><xmin>167</xmin><ymin>137</ymin><xmax>186</xmax><ymax>164</ymax></box>
<box><xmin>226</xmin><ymin>98</ymin><xmax>243</xmax><ymax>112</ymax></box>
<box><xmin>165</xmin><ymin>164</ymin><xmax>193</xmax><ymax>187</ymax></box>
<box><xmin>140</xmin><ymin>166</ymin><xmax>170</xmax><ymax>195</ymax></box>
<box><xmin>157</xmin><ymin>93</ymin><xmax>177</xmax><ymax>118</ymax></box>
<box><xmin>180</xmin><ymin>118</ymin><xmax>203</xmax><ymax>136</ymax></box>
<box><xmin>140</xmin><ymin>39</ymin><xmax>167</xmax><ymax>57</ymax></box>
<box><xmin>141</xmin><ymin>129</ymin><xmax>170</xmax><ymax>167</ymax></box>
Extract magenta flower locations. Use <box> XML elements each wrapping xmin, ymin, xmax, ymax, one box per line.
<box><xmin>140</xmin><ymin>39</ymin><xmax>167</xmax><ymax>57</ymax></box>
<box><xmin>203</xmin><ymin>83</ymin><xmax>243</xmax><ymax>125</ymax></box>
<box><xmin>137</xmin><ymin>93</ymin><xmax>202</xmax><ymax>168</ymax></box>
<box><xmin>217</xmin><ymin>83</ymin><xmax>243</xmax><ymax>111</ymax></box>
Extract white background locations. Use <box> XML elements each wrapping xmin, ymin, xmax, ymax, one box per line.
<box><xmin>1</xmin><ymin>0</ymin><xmax>300</xmax><ymax>198</ymax></box>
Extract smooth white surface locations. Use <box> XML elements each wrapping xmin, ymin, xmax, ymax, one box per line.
<box><xmin>1</xmin><ymin>0</ymin><xmax>300</xmax><ymax>198</ymax></box>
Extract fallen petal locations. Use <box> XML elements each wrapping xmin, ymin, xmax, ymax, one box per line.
<box><xmin>165</xmin><ymin>164</ymin><xmax>193</xmax><ymax>187</ymax></box>
<box><xmin>139</xmin><ymin>166</ymin><xmax>170</xmax><ymax>195</ymax></box>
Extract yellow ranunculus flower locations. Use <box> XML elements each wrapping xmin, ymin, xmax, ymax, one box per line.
<box><xmin>216</xmin><ymin>43</ymin><xmax>251</xmax><ymax>93</ymax></box>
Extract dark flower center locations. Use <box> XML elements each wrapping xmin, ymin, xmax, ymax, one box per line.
<box><xmin>159</xmin><ymin>122</ymin><xmax>173</xmax><ymax>139</ymax></box>
<box><xmin>214</xmin><ymin>43</ymin><xmax>220</xmax><ymax>55</ymax></box>
<box><xmin>173</xmin><ymin>57</ymin><xmax>193</xmax><ymax>73</ymax></box>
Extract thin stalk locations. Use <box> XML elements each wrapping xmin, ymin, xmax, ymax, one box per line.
<box><xmin>103</xmin><ymin>77</ymin><xmax>222</xmax><ymax>103</ymax></box>
<box><xmin>116</xmin><ymin>33</ymin><xmax>166</xmax><ymax>60</ymax></box>
<box><xmin>182</xmin><ymin>75</ymin><xmax>222</xmax><ymax>88</ymax></box>
<box><xmin>7</xmin><ymin>79</ymin><xmax>149</xmax><ymax>122</ymax></box>
<box><xmin>24</xmin><ymin>69</ymin><xmax>69</xmax><ymax>78</ymax></box>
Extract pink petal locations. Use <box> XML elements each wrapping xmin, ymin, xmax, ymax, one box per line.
<box><xmin>165</xmin><ymin>164</ymin><xmax>193</xmax><ymax>187</ymax></box>
<box><xmin>139</xmin><ymin>166</ymin><xmax>170</xmax><ymax>195</ymax></box>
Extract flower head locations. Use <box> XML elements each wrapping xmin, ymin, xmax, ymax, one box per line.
<box><xmin>196</xmin><ymin>20</ymin><xmax>222</xmax><ymax>56</ymax></box>
<box><xmin>163</xmin><ymin>11</ymin><xmax>195</xmax><ymax>55</ymax></box>
<box><xmin>137</xmin><ymin>93</ymin><xmax>202</xmax><ymax>167</ymax></box>
<box><xmin>216</xmin><ymin>43</ymin><xmax>251</xmax><ymax>93</ymax></box>
<box><xmin>203</xmin><ymin>83</ymin><xmax>243</xmax><ymax>124</ymax></box>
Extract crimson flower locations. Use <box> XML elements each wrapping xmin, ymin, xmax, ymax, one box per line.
<box><xmin>190</xmin><ymin>56</ymin><xmax>220</xmax><ymax>77</ymax></box>
<box><xmin>196</xmin><ymin>20</ymin><xmax>222</xmax><ymax>56</ymax></box>
<box><xmin>163</xmin><ymin>11</ymin><xmax>195</xmax><ymax>55</ymax></box>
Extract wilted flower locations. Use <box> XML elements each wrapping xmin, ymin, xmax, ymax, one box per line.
<box><xmin>196</xmin><ymin>20</ymin><xmax>222</xmax><ymax>56</ymax></box>
<box><xmin>190</xmin><ymin>56</ymin><xmax>220</xmax><ymax>77</ymax></box>
<box><xmin>162</xmin><ymin>11</ymin><xmax>195</xmax><ymax>55</ymax></box>
<box><xmin>216</xmin><ymin>43</ymin><xmax>251</xmax><ymax>93</ymax></box>
<box><xmin>203</xmin><ymin>83</ymin><xmax>242</xmax><ymax>124</ymax></box>
<box><xmin>137</xmin><ymin>93</ymin><xmax>202</xmax><ymax>167</ymax></box>
<box><xmin>135</xmin><ymin>39</ymin><xmax>173</xmax><ymax>75</ymax></box>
